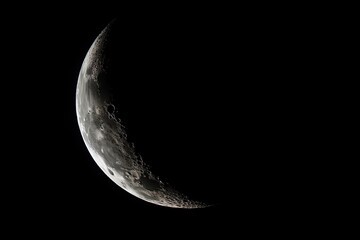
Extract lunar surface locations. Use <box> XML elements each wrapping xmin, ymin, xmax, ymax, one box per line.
<box><xmin>76</xmin><ymin>20</ymin><xmax>213</xmax><ymax>208</ymax></box>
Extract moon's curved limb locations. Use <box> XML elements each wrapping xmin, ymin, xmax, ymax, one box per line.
<box><xmin>76</xmin><ymin>21</ymin><xmax>208</xmax><ymax>208</ymax></box>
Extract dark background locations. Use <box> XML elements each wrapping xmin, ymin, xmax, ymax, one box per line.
<box><xmin>1</xmin><ymin>5</ymin><xmax>318</xmax><ymax>236</ymax></box>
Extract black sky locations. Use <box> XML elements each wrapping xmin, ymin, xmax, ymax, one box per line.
<box><xmin>1</xmin><ymin>5</ymin><xmax>316</xmax><ymax>236</ymax></box>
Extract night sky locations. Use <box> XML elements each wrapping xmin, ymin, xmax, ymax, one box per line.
<box><xmin>2</xmin><ymin>5</ymin><xmax>313</xmax><ymax>236</ymax></box>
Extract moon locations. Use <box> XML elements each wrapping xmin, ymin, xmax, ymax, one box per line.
<box><xmin>75</xmin><ymin>19</ymin><xmax>221</xmax><ymax>208</ymax></box>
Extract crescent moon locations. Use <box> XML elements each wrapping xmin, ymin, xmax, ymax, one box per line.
<box><xmin>76</xmin><ymin>20</ymin><xmax>209</xmax><ymax>208</ymax></box>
